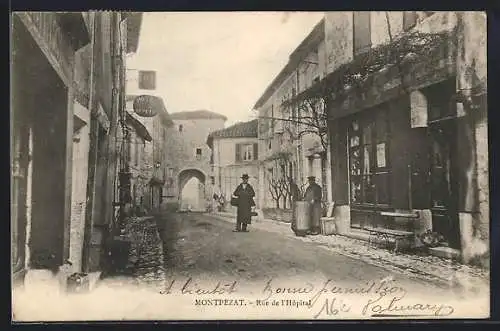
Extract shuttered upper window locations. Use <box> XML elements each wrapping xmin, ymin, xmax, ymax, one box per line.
<box><xmin>235</xmin><ymin>143</ymin><xmax>258</xmax><ymax>162</ymax></box>
<box><xmin>138</xmin><ymin>70</ymin><xmax>156</xmax><ymax>90</ymax></box>
<box><xmin>353</xmin><ymin>12</ymin><xmax>371</xmax><ymax>56</ymax></box>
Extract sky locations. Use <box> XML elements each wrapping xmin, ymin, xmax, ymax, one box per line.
<box><xmin>127</xmin><ymin>12</ymin><xmax>324</xmax><ymax>126</ymax></box>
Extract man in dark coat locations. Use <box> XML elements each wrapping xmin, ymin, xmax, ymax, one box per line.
<box><xmin>304</xmin><ymin>176</ymin><xmax>322</xmax><ymax>235</ymax></box>
<box><xmin>232</xmin><ymin>174</ymin><xmax>256</xmax><ymax>232</ymax></box>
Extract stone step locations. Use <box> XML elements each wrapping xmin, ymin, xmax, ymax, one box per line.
<box><xmin>428</xmin><ymin>246</ymin><xmax>460</xmax><ymax>259</ymax></box>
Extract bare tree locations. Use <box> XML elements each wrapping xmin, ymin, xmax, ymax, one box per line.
<box><xmin>268</xmin><ymin>177</ymin><xmax>285</xmax><ymax>209</ymax></box>
<box><xmin>266</xmin><ymin>151</ymin><xmax>294</xmax><ymax>209</ymax></box>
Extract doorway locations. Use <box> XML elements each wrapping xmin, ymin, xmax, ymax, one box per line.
<box><xmin>429</xmin><ymin>120</ymin><xmax>461</xmax><ymax>249</ymax></box>
<box><xmin>12</xmin><ymin>15</ymin><xmax>70</xmax><ymax>269</ymax></box>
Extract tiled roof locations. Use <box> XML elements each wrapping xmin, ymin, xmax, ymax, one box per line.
<box><xmin>169</xmin><ymin>110</ymin><xmax>228</xmax><ymax>121</ymax></box>
<box><xmin>206</xmin><ymin>119</ymin><xmax>258</xmax><ymax>148</ymax></box>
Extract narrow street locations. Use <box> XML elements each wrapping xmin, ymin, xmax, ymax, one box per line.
<box><xmin>11</xmin><ymin>11</ymin><xmax>490</xmax><ymax>322</ymax></box>
<box><xmin>156</xmin><ymin>211</ymin><xmax>453</xmax><ymax>297</ymax></box>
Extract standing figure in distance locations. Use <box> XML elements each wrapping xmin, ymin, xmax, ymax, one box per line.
<box><xmin>304</xmin><ymin>176</ymin><xmax>322</xmax><ymax>235</ymax></box>
<box><xmin>232</xmin><ymin>174</ymin><xmax>256</xmax><ymax>232</ymax></box>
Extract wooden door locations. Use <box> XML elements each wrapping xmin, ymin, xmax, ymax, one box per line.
<box><xmin>429</xmin><ymin>120</ymin><xmax>461</xmax><ymax>249</ymax></box>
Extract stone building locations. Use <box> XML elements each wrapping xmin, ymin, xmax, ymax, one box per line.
<box><xmin>11</xmin><ymin>11</ymin><xmax>142</xmax><ymax>281</ymax></box>
<box><xmin>254</xmin><ymin>18</ymin><xmax>333</xmax><ymax>211</ymax></box>
<box><xmin>252</xmin><ymin>11</ymin><xmax>488</xmax><ymax>265</ymax></box>
<box><xmin>163</xmin><ymin>110</ymin><xmax>227</xmax><ymax>211</ymax></box>
<box><xmin>125</xmin><ymin>65</ymin><xmax>175</xmax><ymax>213</ymax></box>
<box><xmin>206</xmin><ymin>119</ymin><xmax>259</xmax><ymax>210</ymax></box>
<box><xmin>316</xmin><ymin>12</ymin><xmax>487</xmax><ymax>264</ymax></box>
<box><xmin>117</xmin><ymin>112</ymin><xmax>152</xmax><ymax>213</ymax></box>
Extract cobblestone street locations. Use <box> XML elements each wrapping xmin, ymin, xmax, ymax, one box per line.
<box><xmin>152</xmin><ymin>211</ymin><xmax>485</xmax><ymax>299</ymax></box>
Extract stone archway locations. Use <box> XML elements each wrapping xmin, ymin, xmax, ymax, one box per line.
<box><xmin>177</xmin><ymin>168</ymin><xmax>207</xmax><ymax>211</ymax></box>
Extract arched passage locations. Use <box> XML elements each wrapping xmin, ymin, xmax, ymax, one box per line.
<box><xmin>178</xmin><ymin>168</ymin><xmax>207</xmax><ymax>211</ymax></box>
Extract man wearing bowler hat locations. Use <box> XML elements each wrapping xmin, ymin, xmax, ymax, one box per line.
<box><xmin>304</xmin><ymin>176</ymin><xmax>322</xmax><ymax>235</ymax></box>
<box><xmin>231</xmin><ymin>174</ymin><xmax>256</xmax><ymax>232</ymax></box>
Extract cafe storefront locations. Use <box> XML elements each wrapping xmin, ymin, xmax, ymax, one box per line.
<box><xmin>328</xmin><ymin>34</ymin><xmax>470</xmax><ymax>250</ymax></box>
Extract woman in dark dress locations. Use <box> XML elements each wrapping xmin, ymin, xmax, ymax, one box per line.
<box><xmin>232</xmin><ymin>174</ymin><xmax>255</xmax><ymax>232</ymax></box>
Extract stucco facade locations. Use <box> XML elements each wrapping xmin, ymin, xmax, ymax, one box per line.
<box><xmin>255</xmin><ymin>18</ymin><xmax>332</xmax><ymax>211</ymax></box>
<box><xmin>125</xmin><ymin>66</ymin><xmax>173</xmax><ymax>212</ymax></box>
<box><xmin>212</xmin><ymin>137</ymin><xmax>259</xmax><ymax>206</ymax></box>
<box><xmin>11</xmin><ymin>12</ymin><xmax>141</xmax><ymax>279</ymax></box>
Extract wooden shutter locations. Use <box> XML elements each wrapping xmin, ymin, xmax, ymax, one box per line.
<box><xmin>235</xmin><ymin>143</ymin><xmax>241</xmax><ymax>162</ymax></box>
<box><xmin>253</xmin><ymin>143</ymin><xmax>258</xmax><ymax>161</ymax></box>
<box><xmin>353</xmin><ymin>12</ymin><xmax>371</xmax><ymax>56</ymax></box>
<box><xmin>403</xmin><ymin>11</ymin><xmax>417</xmax><ymax>31</ymax></box>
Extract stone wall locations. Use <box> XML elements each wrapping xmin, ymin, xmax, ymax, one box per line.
<box><xmin>163</xmin><ymin>117</ymin><xmax>226</xmax><ymax>205</ymax></box>
<box><xmin>262</xmin><ymin>208</ymin><xmax>293</xmax><ymax>223</ymax></box>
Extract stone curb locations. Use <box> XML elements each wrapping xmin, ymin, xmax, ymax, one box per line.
<box><xmin>207</xmin><ymin>212</ymin><xmax>489</xmax><ymax>291</ymax></box>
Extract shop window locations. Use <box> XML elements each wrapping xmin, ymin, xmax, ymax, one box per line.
<box><xmin>348</xmin><ymin>109</ymin><xmax>391</xmax><ymax>206</ymax></box>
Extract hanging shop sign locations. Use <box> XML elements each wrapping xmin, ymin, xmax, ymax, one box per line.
<box><xmin>133</xmin><ymin>94</ymin><xmax>166</xmax><ymax>118</ymax></box>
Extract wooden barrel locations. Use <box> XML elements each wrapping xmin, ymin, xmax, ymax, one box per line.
<box><xmin>292</xmin><ymin>201</ymin><xmax>310</xmax><ymax>236</ymax></box>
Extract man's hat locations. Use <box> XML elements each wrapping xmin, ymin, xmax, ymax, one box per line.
<box><xmin>307</xmin><ymin>176</ymin><xmax>316</xmax><ymax>180</ymax></box>
<box><xmin>241</xmin><ymin>174</ymin><xmax>249</xmax><ymax>179</ymax></box>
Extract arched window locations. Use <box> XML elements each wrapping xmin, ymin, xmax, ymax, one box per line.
<box><xmin>179</xmin><ymin>124</ymin><xmax>183</xmax><ymax>132</ymax></box>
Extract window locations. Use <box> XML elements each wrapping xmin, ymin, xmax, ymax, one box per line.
<box><xmin>242</xmin><ymin>144</ymin><xmax>253</xmax><ymax>161</ymax></box>
<box><xmin>138</xmin><ymin>70</ymin><xmax>156</xmax><ymax>90</ymax></box>
<box><xmin>178</xmin><ymin>124</ymin><xmax>183</xmax><ymax>132</ymax></box>
<box><xmin>348</xmin><ymin>109</ymin><xmax>391</xmax><ymax>206</ymax></box>
<box><xmin>425</xmin><ymin>79</ymin><xmax>457</xmax><ymax>122</ymax></box>
<box><xmin>236</xmin><ymin>143</ymin><xmax>258</xmax><ymax>162</ymax></box>
<box><xmin>353</xmin><ymin>11</ymin><xmax>371</xmax><ymax>56</ymax></box>
<box><xmin>196</xmin><ymin>148</ymin><xmax>202</xmax><ymax>160</ymax></box>
<box><xmin>403</xmin><ymin>11</ymin><xmax>417</xmax><ymax>31</ymax></box>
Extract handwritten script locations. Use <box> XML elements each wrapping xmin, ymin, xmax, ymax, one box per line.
<box><xmin>158</xmin><ymin>276</ymin><xmax>455</xmax><ymax>319</ymax></box>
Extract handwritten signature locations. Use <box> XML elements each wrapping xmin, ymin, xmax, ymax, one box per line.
<box><xmin>159</xmin><ymin>277</ymin><xmax>238</xmax><ymax>295</ymax></box>
<box><xmin>361</xmin><ymin>294</ymin><xmax>455</xmax><ymax>317</ymax></box>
